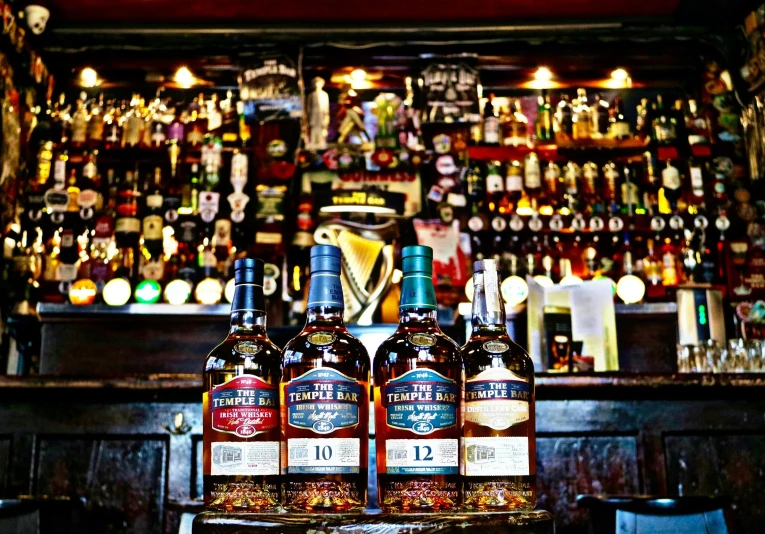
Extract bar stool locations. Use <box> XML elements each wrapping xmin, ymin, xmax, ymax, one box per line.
<box><xmin>577</xmin><ymin>495</ymin><xmax>734</xmax><ymax>534</ymax></box>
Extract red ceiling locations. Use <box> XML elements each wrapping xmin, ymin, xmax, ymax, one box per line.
<box><xmin>50</xmin><ymin>0</ymin><xmax>681</xmax><ymax>25</ymax></box>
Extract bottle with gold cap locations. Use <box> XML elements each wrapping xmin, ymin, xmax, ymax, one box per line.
<box><xmin>373</xmin><ymin>245</ymin><xmax>463</xmax><ymax>512</ymax></box>
<box><xmin>203</xmin><ymin>258</ymin><xmax>282</xmax><ymax>511</ymax></box>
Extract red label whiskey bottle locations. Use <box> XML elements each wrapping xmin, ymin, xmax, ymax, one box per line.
<box><xmin>203</xmin><ymin>258</ymin><xmax>282</xmax><ymax>511</ymax></box>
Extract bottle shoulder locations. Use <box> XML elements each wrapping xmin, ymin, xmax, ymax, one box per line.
<box><xmin>373</xmin><ymin>326</ymin><xmax>462</xmax><ymax>366</ymax></box>
<box><xmin>283</xmin><ymin>325</ymin><xmax>370</xmax><ymax>367</ymax></box>
<box><xmin>462</xmin><ymin>332</ymin><xmax>535</xmax><ymax>377</ymax></box>
<box><xmin>204</xmin><ymin>335</ymin><xmax>282</xmax><ymax>373</ymax></box>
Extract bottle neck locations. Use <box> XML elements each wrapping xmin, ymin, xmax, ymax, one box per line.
<box><xmin>471</xmin><ymin>270</ymin><xmax>507</xmax><ymax>332</ymax></box>
<box><xmin>399</xmin><ymin>272</ymin><xmax>437</xmax><ymax>324</ymax></box>
<box><xmin>229</xmin><ymin>283</ymin><xmax>267</xmax><ymax>335</ymax></box>
<box><xmin>306</xmin><ymin>272</ymin><xmax>345</xmax><ymax>326</ymax></box>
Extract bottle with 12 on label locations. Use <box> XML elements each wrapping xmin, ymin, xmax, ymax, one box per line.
<box><xmin>373</xmin><ymin>245</ymin><xmax>463</xmax><ymax>512</ymax></box>
<box><xmin>203</xmin><ymin>258</ymin><xmax>282</xmax><ymax>511</ymax></box>
<box><xmin>462</xmin><ymin>259</ymin><xmax>536</xmax><ymax>510</ymax></box>
<box><xmin>280</xmin><ymin>245</ymin><xmax>369</xmax><ymax>512</ymax></box>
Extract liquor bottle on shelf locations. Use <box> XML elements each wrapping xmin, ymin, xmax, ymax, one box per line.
<box><xmin>572</xmin><ymin>89</ymin><xmax>591</xmax><ymax>141</ymax></box>
<box><xmin>652</xmin><ymin>95</ymin><xmax>677</xmax><ymax>145</ymax></box>
<box><xmin>482</xmin><ymin>94</ymin><xmax>500</xmax><ymax>146</ymax></box>
<box><xmin>592</xmin><ymin>93</ymin><xmax>610</xmax><ymax>139</ymax></box>
<box><xmin>581</xmin><ymin>162</ymin><xmax>600</xmax><ymax>212</ymax></box>
<box><xmin>688</xmin><ymin>157</ymin><xmax>706</xmax><ymax>202</ymax></box>
<box><xmin>660</xmin><ymin>160</ymin><xmax>683</xmax><ymax>214</ymax></box>
<box><xmin>555</xmin><ymin>94</ymin><xmax>573</xmax><ymax>141</ymax></box>
<box><xmin>87</xmin><ymin>97</ymin><xmax>105</xmax><ymax>148</ymax></box>
<box><xmin>374</xmin><ymin>245</ymin><xmax>462</xmax><ymax>512</ymax></box>
<box><xmin>621</xmin><ymin>163</ymin><xmax>642</xmax><ymax>216</ymax></box>
<box><xmin>123</xmin><ymin>96</ymin><xmax>144</xmax><ymax>148</ymax></box>
<box><xmin>485</xmin><ymin>160</ymin><xmax>505</xmax><ymax>208</ymax></box>
<box><xmin>642</xmin><ymin>151</ymin><xmax>661</xmax><ymax>215</ymax></box>
<box><xmin>661</xmin><ymin>236</ymin><xmax>680</xmax><ymax>288</ymax></box>
<box><xmin>70</xmin><ymin>99</ymin><xmax>89</xmax><ymax>148</ymax></box>
<box><xmin>643</xmin><ymin>238</ymin><xmax>666</xmax><ymax>301</ymax></box>
<box><xmin>103</xmin><ymin>101</ymin><xmax>123</xmax><ymax>150</ymax></box>
<box><xmin>115</xmin><ymin>170</ymin><xmax>141</xmax><ymax>253</ymax></box>
<box><xmin>524</xmin><ymin>152</ymin><xmax>542</xmax><ymax>203</ymax></box>
<box><xmin>280</xmin><ymin>245</ymin><xmax>369</xmax><ymax>512</ymax></box>
<box><xmin>686</xmin><ymin>99</ymin><xmax>711</xmax><ymax>145</ymax></box>
<box><xmin>462</xmin><ymin>258</ymin><xmax>536</xmax><ymax>507</ymax></box>
<box><xmin>505</xmin><ymin>160</ymin><xmax>524</xmax><ymax>207</ymax></box>
<box><xmin>610</xmin><ymin>96</ymin><xmax>631</xmax><ymax>140</ymax></box>
<box><xmin>502</xmin><ymin>99</ymin><xmax>528</xmax><ymax>147</ymax></box>
<box><xmin>142</xmin><ymin>168</ymin><xmax>165</xmax><ymax>278</ymax></box>
<box><xmin>543</xmin><ymin>162</ymin><xmax>561</xmax><ymax>211</ymax></box>
<box><xmin>535</xmin><ymin>91</ymin><xmax>553</xmax><ymax>143</ymax></box>
<box><xmin>203</xmin><ymin>258</ymin><xmax>282</xmax><ymax>511</ymax></box>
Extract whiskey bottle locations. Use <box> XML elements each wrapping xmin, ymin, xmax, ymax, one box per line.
<box><xmin>281</xmin><ymin>244</ymin><xmax>369</xmax><ymax>512</ymax></box>
<box><xmin>373</xmin><ymin>245</ymin><xmax>462</xmax><ymax>512</ymax></box>
<box><xmin>462</xmin><ymin>259</ymin><xmax>536</xmax><ymax>510</ymax></box>
<box><xmin>203</xmin><ymin>258</ymin><xmax>282</xmax><ymax>511</ymax></box>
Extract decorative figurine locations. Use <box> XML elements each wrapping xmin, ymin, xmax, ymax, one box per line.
<box><xmin>337</xmin><ymin>83</ymin><xmax>370</xmax><ymax>146</ymax></box>
<box><xmin>305</xmin><ymin>77</ymin><xmax>329</xmax><ymax>150</ymax></box>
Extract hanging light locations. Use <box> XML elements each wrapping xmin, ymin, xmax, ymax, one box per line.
<box><xmin>174</xmin><ymin>66</ymin><xmax>196</xmax><ymax>89</ymax></box>
<box><xmin>80</xmin><ymin>67</ymin><xmax>99</xmax><ymax>88</ymax></box>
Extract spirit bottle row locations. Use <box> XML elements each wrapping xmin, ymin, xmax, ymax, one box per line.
<box><xmin>203</xmin><ymin>246</ymin><xmax>536</xmax><ymax>512</ymax></box>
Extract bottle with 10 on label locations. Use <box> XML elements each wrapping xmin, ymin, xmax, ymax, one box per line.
<box><xmin>203</xmin><ymin>258</ymin><xmax>282</xmax><ymax>511</ymax></box>
<box><xmin>280</xmin><ymin>245</ymin><xmax>369</xmax><ymax>512</ymax></box>
<box><xmin>373</xmin><ymin>245</ymin><xmax>463</xmax><ymax>512</ymax></box>
<box><xmin>462</xmin><ymin>259</ymin><xmax>536</xmax><ymax>510</ymax></box>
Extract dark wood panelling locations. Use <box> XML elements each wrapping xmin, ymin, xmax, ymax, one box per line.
<box><xmin>0</xmin><ymin>437</ymin><xmax>9</xmax><ymax>494</ymax></box>
<box><xmin>665</xmin><ymin>434</ymin><xmax>765</xmax><ymax>533</ymax></box>
<box><xmin>536</xmin><ymin>436</ymin><xmax>640</xmax><ymax>534</ymax></box>
<box><xmin>193</xmin><ymin>436</ymin><xmax>203</xmax><ymax>501</ymax></box>
<box><xmin>36</xmin><ymin>437</ymin><xmax>168</xmax><ymax>533</ymax></box>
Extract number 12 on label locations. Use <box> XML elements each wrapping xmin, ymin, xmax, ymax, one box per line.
<box><xmin>413</xmin><ymin>445</ymin><xmax>433</xmax><ymax>461</ymax></box>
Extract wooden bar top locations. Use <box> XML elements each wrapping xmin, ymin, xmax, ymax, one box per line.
<box><xmin>191</xmin><ymin>510</ymin><xmax>554</xmax><ymax>534</ymax></box>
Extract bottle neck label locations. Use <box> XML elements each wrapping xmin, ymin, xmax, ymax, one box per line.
<box><xmin>231</xmin><ymin>284</ymin><xmax>265</xmax><ymax>313</ymax></box>
<box><xmin>307</xmin><ymin>273</ymin><xmax>344</xmax><ymax>309</ymax></box>
<box><xmin>399</xmin><ymin>273</ymin><xmax>437</xmax><ymax>310</ymax></box>
<box><xmin>382</xmin><ymin>368</ymin><xmax>458</xmax><ymax>434</ymax></box>
<box><xmin>285</xmin><ymin>368</ymin><xmax>362</xmax><ymax>435</ymax></box>
<box><xmin>207</xmin><ymin>375</ymin><xmax>278</xmax><ymax>437</ymax></box>
<box><xmin>465</xmin><ymin>367</ymin><xmax>530</xmax><ymax>431</ymax></box>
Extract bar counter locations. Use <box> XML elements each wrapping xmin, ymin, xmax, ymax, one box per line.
<box><xmin>1</xmin><ymin>372</ymin><xmax>764</xmax><ymax>533</ymax></box>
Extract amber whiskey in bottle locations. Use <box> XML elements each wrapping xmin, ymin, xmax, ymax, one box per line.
<box><xmin>203</xmin><ymin>258</ymin><xmax>282</xmax><ymax>511</ymax></box>
<box><xmin>462</xmin><ymin>259</ymin><xmax>536</xmax><ymax>510</ymax></box>
<box><xmin>280</xmin><ymin>245</ymin><xmax>369</xmax><ymax>512</ymax></box>
<box><xmin>373</xmin><ymin>245</ymin><xmax>463</xmax><ymax>512</ymax></box>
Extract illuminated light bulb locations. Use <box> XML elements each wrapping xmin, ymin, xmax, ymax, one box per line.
<box><xmin>616</xmin><ymin>274</ymin><xmax>646</xmax><ymax>304</ymax></box>
<box><xmin>593</xmin><ymin>275</ymin><xmax>617</xmax><ymax>296</ymax></box>
<box><xmin>174</xmin><ymin>66</ymin><xmax>195</xmax><ymax>89</ymax></box>
<box><xmin>533</xmin><ymin>275</ymin><xmax>555</xmax><ymax>288</ymax></box>
<box><xmin>103</xmin><ymin>278</ymin><xmax>132</xmax><ymax>306</ymax></box>
<box><xmin>501</xmin><ymin>275</ymin><xmax>529</xmax><ymax>306</ymax></box>
<box><xmin>611</xmin><ymin>68</ymin><xmax>629</xmax><ymax>82</ymax></box>
<box><xmin>559</xmin><ymin>275</ymin><xmax>583</xmax><ymax>286</ymax></box>
<box><xmin>69</xmin><ymin>279</ymin><xmax>97</xmax><ymax>306</ymax></box>
<box><xmin>164</xmin><ymin>279</ymin><xmax>192</xmax><ymax>305</ymax></box>
<box><xmin>195</xmin><ymin>277</ymin><xmax>223</xmax><ymax>305</ymax></box>
<box><xmin>350</xmin><ymin>68</ymin><xmax>367</xmax><ymax>84</ymax></box>
<box><xmin>225</xmin><ymin>278</ymin><xmax>235</xmax><ymax>304</ymax></box>
<box><xmin>534</xmin><ymin>67</ymin><xmax>553</xmax><ymax>82</ymax></box>
<box><xmin>135</xmin><ymin>280</ymin><xmax>162</xmax><ymax>304</ymax></box>
<box><xmin>465</xmin><ymin>279</ymin><xmax>475</xmax><ymax>302</ymax></box>
<box><xmin>80</xmin><ymin>67</ymin><xmax>99</xmax><ymax>88</ymax></box>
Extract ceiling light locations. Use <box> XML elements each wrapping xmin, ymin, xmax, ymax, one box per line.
<box><xmin>611</xmin><ymin>68</ymin><xmax>629</xmax><ymax>82</ymax></box>
<box><xmin>80</xmin><ymin>67</ymin><xmax>99</xmax><ymax>88</ymax></box>
<box><xmin>350</xmin><ymin>69</ymin><xmax>367</xmax><ymax>84</ymax></box>
<box><xmin>534</xmin><ymin>67</ymin><xmax>553</xmax><ymax>82</ymax></box>
<box><xmin>174</xmin><ymin>66</ymin><xmax>196</xmax><ymax>89</ymax></box>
